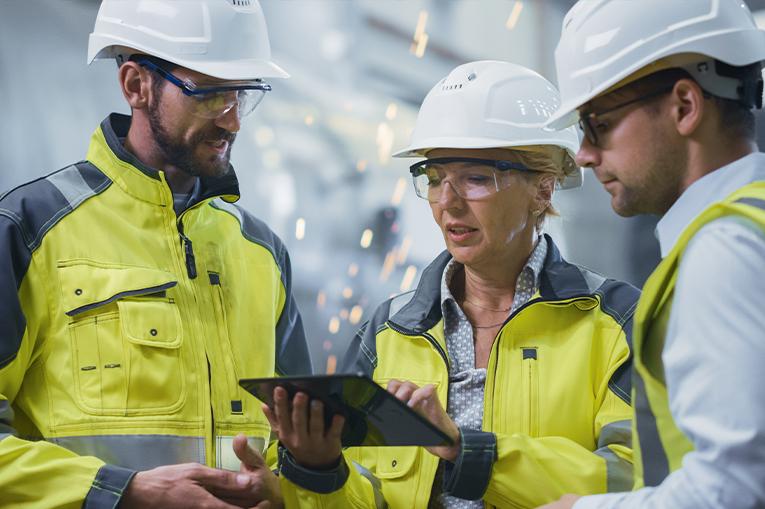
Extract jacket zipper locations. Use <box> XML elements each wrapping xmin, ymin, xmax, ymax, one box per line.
<box><xmin>177</xmin><ymin>220</ymin><xmax>197</xmax><ymax>279</ymax></box>
<box><xmin>522</xmin><ymin>347</ymin><xmax>539</xmax><ymax>436</ymax></box>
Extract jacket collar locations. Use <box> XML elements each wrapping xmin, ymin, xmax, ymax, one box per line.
<box><xmin>389</xmin><ymin>234</ymin><xmax>604</xmax><ymax>333</ymax></box>
<box><xmin>86</xmin><ymin>113</ymin><xmax>240</xmax><ymax>207</ymax></box>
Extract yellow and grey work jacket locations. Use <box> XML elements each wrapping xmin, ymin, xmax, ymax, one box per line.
<box><xmin>0</xmin><ymin>114</ymin><xmax>311</xmax><ymax>508</ymax></box>
<box><xmin>278</xmin><ymin>236</ymin><xmax>637</xmax><ymax>508</ymax></box>
<box><xmin>632</xmin><ymin>182</ymin><xmax>765</xmax><ymax>488</ymax></box>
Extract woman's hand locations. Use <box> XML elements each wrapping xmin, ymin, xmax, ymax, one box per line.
<box><xmin>387</xmin><ymin>380</ymin><xmax>461</xmax><ymax>462</ymax></box>
<box><xmin>262</xmin><ymin>386</ymin><xmax>345</xmax><ymax>469</ymax></box>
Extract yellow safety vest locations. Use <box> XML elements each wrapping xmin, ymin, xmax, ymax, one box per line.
<box><xmin>632</xmin><ymin>182</ymin><xmax>765</xmax><ymax>487</ymax></box>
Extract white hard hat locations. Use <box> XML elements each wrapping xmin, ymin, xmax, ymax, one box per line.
<box><xmin>394</xmin><ymin>60</ymin><xmax>583</xmax><ymax>190</ymax></box>
<box><xmin>548</xmin><ymin>0</ymin><xmax>765</xmax><ymax>129</ymax></box>
<box><xmin>88</xmin><ymin>0</ymin><xmax>288</xmax><ymax>80</ymax></box>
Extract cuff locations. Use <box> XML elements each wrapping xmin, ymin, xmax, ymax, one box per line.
<box><xmin>278</xmin><ymin>445</ymin><xmax>349</xmax><ymax>494</ymax></box>
<box><xmin>443</xmin><ymin>428</ymin><xmax>497</xmax><ymax>500</ymax></box>
<box><xmin>83</xmin><ymin>464</ymin><xmax>137</xmax><ymax>509</ymax></box>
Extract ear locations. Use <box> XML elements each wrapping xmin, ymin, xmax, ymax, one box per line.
<box><xmin>118</xmin><ymin>61</ymin><xmax>154</xmax><ymax>110</ymax></box>
<box><xmin>670</xmin><ymin>78</ymin><xmax>705</xmax><ymax>137</ymax></box>
<box><xmin>533</xmin><ymin>173</ymin><xmax>555</xmax><ymax>213</ymax></box>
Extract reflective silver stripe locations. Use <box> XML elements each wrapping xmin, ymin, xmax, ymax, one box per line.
<box><xmin>594</xmin><ymin>419</ymin><xmax>633</xmax><ymax>492</ymax></box>
<box><xmin>633</xmin><ymin>374</ymin><xmax>670</xmax><ymax>486</ymax></box>
<box><xmin>46</xmin><ymin>165</ymin><xmax>98</xmax><ymax>211</ymax></box>
<box><xmin>50</xmin><ymin>434</ymin><xmax>205</xmax><ymax>470</ymax></box>
<box><xmin>216</xmin><ymin>435</ymin><xmax>266</xmax><ymax>471</ymax></box>
<box><xmin>0</xmin><ymin>432</ymin><xmax>12</xmax><ymax>441</ymax></box>
<box><xmin>352</xmin><ymin>461</ymin><xmax>388</xmax><ymax>509</ymax></box>
<box><xmin>735</xmin><ymin>197</ymin><xmax>765</xmax><ymax>210</ymax></box>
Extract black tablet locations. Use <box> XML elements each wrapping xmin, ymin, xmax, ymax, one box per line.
<box><xmin>239</xmin><ymin>373</ymin><xmax>454</xmax><ymax>447</ymax></box>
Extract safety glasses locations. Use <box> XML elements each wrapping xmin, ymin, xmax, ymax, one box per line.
<box><xmin>136</xmin><ymin>58</ymin><xmax>271</xmax><ymax>119</ymax></box>
<box><xmin>409</xmin><ymin>157</ymin><xmax>536</xmax><ymax>202</ymax></box>
<box><xmin>578</xmin><ymin>86</ymin><xmax>674</xmax><ymax>146</ymax></box>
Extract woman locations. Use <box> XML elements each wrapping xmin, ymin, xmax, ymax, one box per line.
<box><xmin>268</xmin><ymin>61</ymin><xmax>638</xmax><ymax>509</ymax></box>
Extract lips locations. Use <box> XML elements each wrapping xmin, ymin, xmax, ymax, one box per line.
<box><xmin>445</xmin><ymin>223</ymin><xmax>478</xmax><ymax>242</ymax></box>
<box><xmin>204</xmin><ymin>139</ymin><xmax>229</xmax><ymax>154</ymax></box>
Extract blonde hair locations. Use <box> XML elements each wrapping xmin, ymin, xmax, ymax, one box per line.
<box><xmin>502</xmin><ymin>145</ymin><xmax>576</xmax><ymax>230</ymax></box>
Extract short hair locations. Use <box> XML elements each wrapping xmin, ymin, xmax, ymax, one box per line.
<box><xmin>620</xmin><ymin>67</ymin><xmax>756</xmax><ymax>141</ymax></box>
<box><xmin>126</xmin><ymin>54</ymin><xmax>179</xmax><ymax>97</ymax></box>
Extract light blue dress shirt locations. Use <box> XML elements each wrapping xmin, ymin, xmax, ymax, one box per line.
<box><xmin>574</xmin><ymin>153</ymin><xmax>765</xmax><ymax>509</ymax></box>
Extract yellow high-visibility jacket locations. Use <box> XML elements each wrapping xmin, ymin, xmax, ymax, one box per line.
<box><xmin>279</xmin><ymin>236</ymin><xmax>637</xmax><ymax>508</ymax></box>
<box><xmin>0</xmin><ymin>114</ymin><xmax>311</xmax><ymax>508</ymax></box>
<box><xmin>632</xmin><ymin>182</ymin><xmax>765</xmax><ymax>488</ymax></box>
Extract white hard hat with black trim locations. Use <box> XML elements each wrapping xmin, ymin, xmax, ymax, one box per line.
<box><xmin>88</xmin><ymin>0</ymin><xmax>288</xmax><ymax>81</ymax></box>
<box><xmin>547</xmin><ymin>0</ymin><xmax>765</xmax><ymax>130</ymax></box>
<box><xmin>394</xmin><ymin>60</ymin><xmax>583</xmax><ymax>190</ymax></box>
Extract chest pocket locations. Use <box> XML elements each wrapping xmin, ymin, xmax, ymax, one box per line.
<box><xmin>59</xmin><ymin>261</ymin><xmax>185</xmax><ymax>416</ymax></box>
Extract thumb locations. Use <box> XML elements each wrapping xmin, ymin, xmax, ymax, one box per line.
<box><xmin>233</xmin><ymin>434</ymin><xmax>266</xmax><ymax>470</ymax></box>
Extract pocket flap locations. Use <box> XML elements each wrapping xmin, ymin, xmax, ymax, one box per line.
<box><xmin>118</xmin><ymin>300</ymin><xmax>181</xmax><ymax>348</ymax></box>
<box><xmin>375</xmin><ymin>446</ymin><xmax>419</xmax><ymax>479</ymax></box>
<box><xmin>59</xmin><ymin>261</ymin><xmax>177</xmax><ymax>316</ymax></box>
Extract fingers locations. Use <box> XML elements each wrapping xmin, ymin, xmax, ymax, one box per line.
<box><xmin>407</xmin><ymin>384</ymin><xmax>438</xmax><ymax>409</ymax></box>
<box><xmin>262</xmin><ymin>403</ymin><xmax>278</xmax><ymax>431</ymax></box>
<box><xmin>387</xmin><ymin>379</ymin><xmax>421</xmax><ymax>403</ymax></box>
<box><xmin>232</xmin><ymin>434</ymin><xmax>266</xmax><ymax>470</ymax></box>
<box><xmin>308</xmin><ymin>399</ymin><xmax>325</xmax><ymax>438</ymax></box>
<box><xmin>291</xmin><ymin>392</ymin><xmax>310</xmax><ymax>439</ymax></box>
<box><xmin>272</xmin><ymin>386</ymin><xmax>293</xmax><ymax>436</ymax></box>
<box><xmin>326</xmin><ymin>413</ymin><xmax>345</xmax><ymax>442</ymax></box>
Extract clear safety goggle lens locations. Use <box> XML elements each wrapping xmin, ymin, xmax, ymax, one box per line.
<box><xmin>189</xmin><ymin>88</ymin><xmax>267</xmax><ymax>119</ymax></box>
<box><xmin>410</xmin><ymin>157</ymin><xmax>534</xmax><ymax>202</ymax></box>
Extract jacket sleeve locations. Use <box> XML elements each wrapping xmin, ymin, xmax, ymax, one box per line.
<box><xmin>0</xmin><ymin>214</ymin><xmax>134</xmax><ymax>508</ymax></box>
<box><xmin>273</xmin><ymin>239</ymin><xmax>313</xmax><ymax>376</ymax></box>
<box><xmin>444</xmin><ymin>327</ymin><xmax>634</xmax><ymax>508</ymax></box>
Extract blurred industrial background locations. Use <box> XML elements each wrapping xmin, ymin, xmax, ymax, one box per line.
<box><xmin>3</xmin><ymin>0</ymin><xmax>765</xmax><ymax>373</ymax></box>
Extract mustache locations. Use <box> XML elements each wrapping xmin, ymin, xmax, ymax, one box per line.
<box><xmin>195</xmin><ymin>127</ymin><xmax>237</xmax><ymax>145</ymax></box>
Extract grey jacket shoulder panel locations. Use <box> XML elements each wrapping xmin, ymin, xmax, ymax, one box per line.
<box><xmin>0</xmin><ymin>162</ymin><xmax>111</xmax><ymax>252</ymax></box>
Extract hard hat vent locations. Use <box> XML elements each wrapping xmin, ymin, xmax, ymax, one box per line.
<box><xmin>440</xmin><ymin>70</ymin><xmax>478</xmax><ymax>91</ymax></box>
<box><xmin>228</xmin><ymin>0</ymin><xmax>253</xmax><ymax>6</ymax></box>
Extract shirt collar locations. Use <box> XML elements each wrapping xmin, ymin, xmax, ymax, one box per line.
<box><xmin>656</xmin><ymin>152</ymin><xmax>765</xmax><ymax>257</ymax></box>
<box><xmin>440</xmin><ymin>235</ymin><xmax>547</xmax><ymax>310</ymax></box>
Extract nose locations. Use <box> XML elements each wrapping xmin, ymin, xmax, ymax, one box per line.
<box><xmin>575</xmin><ymin>137</ymin><xmax>600</xmax><ymax>169</ymax></box>
<box><xmin>215</xmin><ymin>101</ymin><xmax>241</xmax><ymax>133</ymax></box>
<box><xmin>436</xmin><ymin>180</ymin><xmax>464</xmax><ymax>208</ymax></box>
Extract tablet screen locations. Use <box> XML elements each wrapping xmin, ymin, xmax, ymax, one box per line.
<box><xmin>239</xmin><ymin>373</ymin><xmax>454</xmax><ymax>447</ymax></box>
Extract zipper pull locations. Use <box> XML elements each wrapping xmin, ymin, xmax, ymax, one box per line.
<box><xmin>178</xmin><ymin>224</ymin><xmax>197</xmax><ymax>279</ymax></box>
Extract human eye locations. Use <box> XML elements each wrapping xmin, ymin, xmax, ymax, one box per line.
<box><xmin>464</xmin><ymin>173</ymin><xmax>493</xmax><ymax>184</ymax></box>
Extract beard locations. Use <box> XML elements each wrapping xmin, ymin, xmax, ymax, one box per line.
<box><xmin>148</xmin><ymin>97</ymin><xmax>236</xmax><ymax>178</ymax></box>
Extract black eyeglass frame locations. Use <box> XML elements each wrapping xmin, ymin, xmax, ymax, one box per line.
<box><xmin>578</xmin><ymin>86</ymin><xmax>675</xmax><ymax>146</ymax></box>
<box><xmin>408</xmin><ymin>157</ymin><xmax>534</xmax><ymax>177</ymax></box>
<box><xmin>135</xmin><ymin>57</ymin><xmax>272</xmax><ymax>96</ymax></box>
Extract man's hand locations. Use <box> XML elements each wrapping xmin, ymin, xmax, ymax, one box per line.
<box><xmin>120</xmin><ymin>462</ymin><xmax>262</xmax><ymax>509</ymax></box>
<box><xmin>387</xmin><ymin>380</ymin><xmax>461</xmax><ymax>462</ymax></box>
<box><xmin>262</xmin><ymin>386</ymin><xmax>345</xmax><ymax>469</ymax></box>
<box><xmin>536</xmin><ymin>494</ymin><xmax>581</xmax><ymax>509</ymax></box>
<box><xmin>232</xmin><ymin>434</ymin><xmax>283</xmax><ymax>509</ymax></box>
